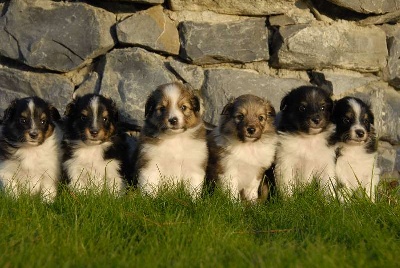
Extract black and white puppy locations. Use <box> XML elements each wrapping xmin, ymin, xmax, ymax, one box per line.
<box><xmin>136</xmin><ymin>82</ymin><xmax>207</xmax><ymax>198</ymax></box>
<box><xmin>275</xmin><ymin>86</ymin><xmax>336</xmax><ymax>196</ymax></box>
<box><xmin>332</xmin><ymin>97</ymin><xmax>379</xmax><ymax>201</ymax></box>
<box><xmin>63</xmin><ymin>94</ymin><xmax>134</xmax><ymax>195</ymax></box>
<box><xmin>207</xmin><ymin>95</ymin><xmax>277</xmax><ymax>202</ymax></box>
<box><xmin>0</xmin><ymin>97</ymin><xmax>62</xmax><ymax>202</ymax></box>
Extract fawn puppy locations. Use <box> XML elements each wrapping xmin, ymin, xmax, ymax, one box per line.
<box><xmin>207</xmin><ymin>94</ymin><xmax>277</xmax><ymax>201</ymax></box>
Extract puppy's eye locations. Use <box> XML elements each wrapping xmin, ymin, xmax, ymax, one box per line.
<box><xmin>81</xmin><ymin>115</ymin><xmax>87</xmax><ymax>121</ymax></box>
<box><xmin>364</xmin><ymin>119</ymin><xmax>369</xmax><ymax>125</ymax></box>
<box><xmin>299</xmin><ymin>105</ymin><xmax>306</xmax><ymax>112</ymax></box>
<box><xmin>19</xmin><ymin>118</ymin><xmax>27</xmax><ymax>124</ymax></box>
<box><xmin>320</xmin><ymin>106</ymin><xmax>325</xmax><ymax>111</ymax></box>
<box><xmin>258</xmin><ymin>115</ymin><xmax>265</xmax><ymax>122</ymax></box>
<box><xmin>236</xmin><ymin>114</ymin><xmax>244</xmax><ymax>121</ymax></box>
<box><xmin>181</xmin><ymin>105</ymin><xmax>187</xmax><ymax>111</ymax></box>
<box><xmin>40</xmin><ymin>119</ymin><xmax>46</xmax><ymax>125</ymax></box>
<box><xmin>103</xmin><ymin>117</ymin><xmax>108</xmax><ymax>123</ymax></box>
<box><xmin>343</xmin><ymin>117</ymin><xmax>350</xmax><ymax>124</ymax></box>
<box><xmin>158</xmin><ymin>106</ymin><xmax>166</xmax><ymax>112</ymax></box>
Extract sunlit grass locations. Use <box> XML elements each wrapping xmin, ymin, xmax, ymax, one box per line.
<box><xmin>0</xmin><ymin>184</ymin><xmax>399</xmax><ymax>267</ymax></box>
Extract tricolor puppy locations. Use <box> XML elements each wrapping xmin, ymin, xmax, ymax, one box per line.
<box><xmin>63</xmin><ymin>94</ymin><xmax>133</xmax><ymax>195</ymax></box>
<box><xmin>0</xmin><ymin>97</ymin><xmax>62</xmax><ymax>202</ymax></box>
<box><xmin>275</xmin><ymin>86</ymin><xmax>336</xmax><ymax>196</ymax></box>
<box><xmin>332</xmin><ymin>97</ymin><xmax>379</xmax><ymax>201</ymax></box>
<box><xmin>207</xmin><ymin>94</ymin><xmax>277</xmax><ymax>202</ymax></box>
<box><xmin>136</xmin><ymin>82</ymin><xmax>207</xmax><ymax>198</ymax></box>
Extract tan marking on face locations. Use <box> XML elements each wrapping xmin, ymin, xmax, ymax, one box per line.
<box><xmin>81</xmin><ymin>110</ymin><xmax>89</xmax><ymax>116</ymax></box>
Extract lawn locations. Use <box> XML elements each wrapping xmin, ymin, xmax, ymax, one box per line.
<box><xmin>1</xmin><ymin>186</ymin><xmax>400</xmax><ymax>267</ymax></box>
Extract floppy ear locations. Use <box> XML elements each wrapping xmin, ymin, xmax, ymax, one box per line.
<box><xmin>191</xmin><ymin>95</ymin><xmax>201</xmax><ymax>113</ymax></box>
<box><xmin>265</xmin><ymin>101</ymin><xmax>276</xmax><ymax>118</ymax></box>
<box><xmin>144</xmin><ymin>94</ymin><xmax>156</xmax><ymax>118</ymax></box>
<box><xmin>368</xmin><ymin>109</ymin><xmax>374</xmax><ymax>125</ymax></box>
<box><xmin>280</xmin><ymin>95</ymin><xmax>289</xmax><ymax>111</ymax></box>
<box><xmin>49</xmin><ymin>105</ymin><xmax>61</xmax><ymax>122</ymax></box>
<box><xmin>64</xmin><ymin>101</ymin><xmax>76</xmax><ymax>117</ymax></box>
<box><xmin>110</xmin><ymin>99</ymin><xmax>119</xmax><ymax>122</ymax></box>
<box><xmin>221</xmin><ymin>98</ymin><xmax>235</xmax><ymax>116</ymax></box>
<box><xmin>3</xmin><ymin>99</ymin><xmax>18</xmax><ymax>123</ymax></box>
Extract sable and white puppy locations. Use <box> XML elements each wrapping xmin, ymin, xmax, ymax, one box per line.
<box><xmin>207</xmin><ymin>94</ymin><xmax>277</xmax><ymax>202</ymax></box>
<box><xmin>63</xmin><ymin>94</ymin><xmax>134</xmax><ymax>195</ymax></box>
<box><xmin>332</xmin><ymin>97</ymin><xmax>379</xmax><ymax>201</ymax></box>
<box><xmin>0</xmin><ymin>97</ymin><xmax>62</xmax><ymax>202</ymax></box>
<box><xmin>275</xmin><ymin>86</ymin><xmax>336</xmax><ymax>196</ymax></box>
<box><xmin>136</xmin><ymin>82</ymin><xmax>207</xmax><ymax>198</ymax></box>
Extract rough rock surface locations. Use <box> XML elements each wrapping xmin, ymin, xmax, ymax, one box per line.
<box><xmin>0</xmin><ymin>0</ymin><xmax>116</xmax><ymax>72</ymax></box>
<box><xmin>168</xmin><ymin>0</ymin><xmax>297</xmax><ymax>16</ymax></box>
<box><xmin>99</xmin><ymin>48</ymin><xmax>176</xmax><ymax>124</ymax></box>
<box><xmin>0</xmin><ymin>66</ymin><xmax>74</xmax><ymax>116</ymax></box>
<box><xmin>271</xmin><ymin>22</ymin><xmax>388</xmax><ymax>72</ymax></box>
<box><xmin>180</xmin><ymin>18</ymin><xmax>268</xmax><ymax>64</ymax></box>
<box><xmin>117</xmin><ymin>6</ymin><xmax>180</xmax><ymax>55</ymax></box>
<box><xmin>327</xmin><ymin>0</ymin><xmax>400</xmax><ymax>14</ymax></box>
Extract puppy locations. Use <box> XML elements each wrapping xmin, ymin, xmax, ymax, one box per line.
<box><xmin>0</xmin><ymin>97</ymin><xmax>62</xmax><ymax>202</ymax></box>
<box><xmin>207</xmin><ymin>94</ymin><xmax>277</xmax><ymax>202</ymax></box>
<box><xmin>275</xmin><ymin>86</ymin><xmax>336</xmax><ymax>196</ymax></box>
<box><xmin>136</xmin><ymin>82</ymin><xmax>207</xmax><ymax>198</ymax></box>
<box><xmin>63</xmin><ymin>94</ymin><xmax>134</xmax><ymax>195</ymax></box>
<box><xmin>332</xmin><ymin>97</ymin><xmax>379</xmax><ymax>201</ymax></box>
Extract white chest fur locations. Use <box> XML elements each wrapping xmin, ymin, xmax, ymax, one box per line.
<box><xmin>64</xmin><ymin>141</ymin><xmax>123</xmax><ymax>194</ymax></box>
<box><xmin>335</xmin><ymin>143</ymin><xmax>379</xmax><ymax>200</ymax></box>
<box><xmin>0</xmin><ymin>127</ymin><xmax>62</xmax><ymax>201</ymax></box>
<box><xmin>218</xmin><ymin>134</ymin><xmax>277</xmax><ymax>201</ymax></box>
<box><xmin>138</xmin><ymin>128</ymin><xmax>208</xmax><ymax>197</ymax></box>
<box><xmin>275</xmin><ymin>127</ymin><xmax>336</xmax><ymax>195</ymax></box>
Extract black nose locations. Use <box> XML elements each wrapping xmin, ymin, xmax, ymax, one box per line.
<box><xmin>311</xmin><ymin>117</ymin><xmax>320</xmax><ymax>124</ymax></box>
<box><xmin>29</xmin><ymin>131</ymin><xmax>38</xmax><ymax>139</ymax></box>
<box><xmin>168</xmin><ymin>117</ymin><xmax>178</xmax><ymax>126</ymax></box>
<box><xmin>355</xmin><ymin>129</ymin><xmax>365</xmax><ymax>138</ymax></box>
<box><xmin>247</xmin><ymin>127</ymin><xmax>256</xmax><ymax>135</ymax></box>
<box><xmin>89</xmin><ymin>129</ymin><xmax>99</xmax><ymax>137</ymax></box>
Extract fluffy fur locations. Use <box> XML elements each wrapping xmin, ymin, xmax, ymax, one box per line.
<box><xmin>332</xmin><ymin>97</ymin><xmax>379</xmax><ymax>201</ymax></box>
<box><xmin>275</xmin><ymin>86</ymin><xmax>336</xmax><ymax>196</ymax></box>
<box><xmin>136</xmin><ymin>82</ymin><xmax>208</xmax><ymax>198</ymax></box>
<box><xmin>62</xmin><ymin>94</ymin><xmax>134</xmax><ymax>195</ymax></box>
<box><xmin>207</xmin><ymin>94</ymin><xmax>277</xmax><ymax>201</ymax></box>
<box><xmin>0</xmin><ymin>97</ymin><xmax>62</xmax><ymax>202</ymax></box>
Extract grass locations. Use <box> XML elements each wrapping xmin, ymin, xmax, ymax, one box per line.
<box><xmin>1</xmin><ymin>185</ymin><xmax>400</xmax><ymax>267</ymax></box>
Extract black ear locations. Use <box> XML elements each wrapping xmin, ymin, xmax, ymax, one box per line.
<box><xmin>191</xmin><ymin>95</ymin><xmax>201</xmax><ymax>113</ymax></box>
<box><xmin>49</xmin><ymin>105</ymin><xmax>61</xmax><ymax>122</ymax></box>
<box><xmin>369</xmin><ymin>109</ymin><xmax>374</xmax><ymax>125</ymax></box>
<box><xmin>3</xmin><ymin>99</ymin><xmax>18</xmax><ymax>123</ymax></box>
<box><xmin>280</xmin><ymin>95</ymin><xmax>289</xmax><ymax>111</ymax></box>
<box><xmin>221</xmin><ymin>99</ymin><xmax>235</xmax><ymax>115</ymax></box>
<box><xmin>111</xmin><ymin>100</ymin><xmax>119</xmax><ymax>122</ymax></box>
<box><xmin>144</xmin><ymin>94</ymin><xmax>156</xmax><ymax>118</ymax></box>
<box><xmin>64</xmin><ymin>101</ymin><xmax>76</xmax><ymax>117</ymax></box>
<box><xmin>267</xmin><ymin>102</ymin><xmax>276</xmax><ymax>117</ymax></box>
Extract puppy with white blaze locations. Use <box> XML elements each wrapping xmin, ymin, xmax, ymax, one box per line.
<box><xmin>275</xmin><ymin>86</ymin><xmax>336</xmax><ymax>196</ymax></box>
<box><xmin>0</xmin><ymin>97</ymin><xmax>62</xmax><ymax>202</ymax></box>
<box><xmin>136</xmin><ymin>82</ymin><xmax>207</xmax><ymax>198</ymax></box>
<box><xmin>207</xmin><ymin>95</ymin><xmax>277</xmax><ymax>202</ymax></box>
<box><xmin>63</xmin><ymin>94</ymin><xmax>133</xmax><ymax>195</ymax></box>
<box><xmin>332</xmin><ymin>97</ymin><xmax>380</xmax><ymax>201</ymax></box>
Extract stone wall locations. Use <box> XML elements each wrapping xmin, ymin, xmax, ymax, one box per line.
<box><xmin>0</xmin><ymin>0</ymin><xmax>399</xmax><ymax>179</ymax></box>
